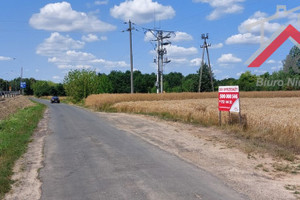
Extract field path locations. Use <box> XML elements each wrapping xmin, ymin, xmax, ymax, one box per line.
<box><xmin>36</xmin><ymin>99</ymin><xmax>246</xmax><ymax>200</ymax></box>
<box><xmin>98</xmin><ymin>112</ymin><xmax>299</xmax><ymax>200</ymax></box>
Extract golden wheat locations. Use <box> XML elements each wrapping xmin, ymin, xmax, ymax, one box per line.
<box><xmin>85</xmin><ymin>91</ymin><xmax>300</xmax><ymax>110</ymax></box>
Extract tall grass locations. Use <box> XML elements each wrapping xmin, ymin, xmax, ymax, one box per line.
<box><xmin>0</xmin><ymin>102</ymin><xmax>45</xmax><ymax>198</ymax></box>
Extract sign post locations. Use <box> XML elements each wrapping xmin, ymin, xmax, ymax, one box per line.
<box><xmin>218</xmin><ymin>86</ymin><xmax>240</xmax><ymax>125</ymax></box>
<box><xmin>20</xmin><ymin>82</ymin><xmax>26</xmax><ymax>95</ymax></box>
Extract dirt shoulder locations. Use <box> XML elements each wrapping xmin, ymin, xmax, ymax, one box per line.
<box><xmin>0</xmin><ymin>96</ymin><xmax>34</xmax><ymax>120</ymax></box>
<box><xmin>98</xmin><ymin>112</ymin><xmax>300</xmax><ymax>200</ymax></box>
<box><xmin>4</xmin><ymin>109</ymin><xmax>50</xmax><ymax>200</ymax></box>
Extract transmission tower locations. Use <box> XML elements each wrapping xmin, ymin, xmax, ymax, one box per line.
<box><xmin>145</xmin><ymin>29</ymin><xmax>174</xmax><ymax>93</ymax></box>
<box><xmin>123</xmin><ymin>20</ymin><xmax>135</xmax><ymax>94</ymax></box>
<box><xmin>198</xmin><ymin>33</ymin><xmax>214</xmax><ymax>92</ymax></box>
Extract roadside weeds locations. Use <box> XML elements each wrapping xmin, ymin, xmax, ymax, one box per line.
<box><xmin>4</xmin><ymin>108</ymin><xmax>50</xmax><ymax>200</ymax></box>
<box><xmin>0</xmin><ymin>101</ymin><xmax>46</xmax><ymax>199</ymax></box>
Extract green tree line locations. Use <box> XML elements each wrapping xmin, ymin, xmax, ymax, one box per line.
<box><xmin>1</xmin><ymin>46</ymin><xmax>299</xmax><ymax>102</ymax></box>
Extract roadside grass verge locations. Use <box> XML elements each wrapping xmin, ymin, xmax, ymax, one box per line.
<box><xmin>0</xmin><ymin>102</ymin><xmax>45</xmax><ymax>199</ymax></box>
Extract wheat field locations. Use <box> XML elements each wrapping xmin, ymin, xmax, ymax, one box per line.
<box><xmin>85</xmin><ymin>92</ymin><xmax>300</xmax><ymax>152</ymax></box>
<box><xmin>85</xmin><ymin>91</ymin><xmax>300</xmax><ymax>109</ymax></box>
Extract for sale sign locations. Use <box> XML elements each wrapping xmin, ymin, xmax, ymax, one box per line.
<box><xmin>218</xmin><ymin>86</ymin><xmax>240</xmax><ymax>113</ymax></box>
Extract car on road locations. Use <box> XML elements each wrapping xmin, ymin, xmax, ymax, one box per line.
<box><xmin>50</xmin><ymin>96</ymin><xmax>60</xmax><ymax>103</ymax></box>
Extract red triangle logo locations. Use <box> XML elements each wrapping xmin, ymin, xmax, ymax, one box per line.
<box><xmin>249</xmin><ymin>24</ymin><xmax>300</xmax><ymax>67</ymax></box>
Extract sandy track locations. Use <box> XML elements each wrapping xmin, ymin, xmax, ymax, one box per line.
<box><xmin>99</xmin><ymin>112</ymin><xmax>300</xmax><ymax>200</ymax></box>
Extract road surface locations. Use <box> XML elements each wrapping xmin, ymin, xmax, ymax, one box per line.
<box><xmin>36</xmin><ymin>99</ymin><xmax>247</xmax><ymax>200</ymax></box>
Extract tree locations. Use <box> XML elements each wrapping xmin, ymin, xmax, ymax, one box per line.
<box><xmin>134</xmin><ymin>71</ymin><xmax>156</xmax><ymax>93</ymax></box>
<box><xmin>182</xmin><ymin>74</ymin><xmax>198</xmax><ymax>92</ymax></box>
<box><xmin>164</xmin><ymin>72</ymin><xmax>184</xmax><ymax>92</ymax></box>
<box><xmin>198</xmin><ymin>64</ymin><xmax>216</xmax><ymax>92</ymax></box>
<box><xmin>32</xmin><ymin>81</ymin><xmax>51</xmax><ymax>97</ymax></box>
<box><xmin>237</xmin><ymin>71</ymin><xmax>257</xmax><ymax>91</ymax></box>
<box><xmin>0</xmin><ymin>78</ymin><xmax>7</xmax><ymax>91</ymax></box>
<box><xmin>23</xmin><ymin>78</ymin><xmax>36</xmax><ymax>95</ymax></box>
<box><xmin>283</xmin><ymin>46</ymin><xmax>300</xmax><ymax>75</ymax></box>
<box><xmin>64</xmin><ymin>69</ymin><xmax>99</xmax><ymax>102</ymax></box>
<box><xmin>98</xmin><ymin>74</ymin><xmax>113</xmax><ymax>93</ymax></box>
<box><xmin>216</xmin><ymin>78</ymin><xmax>238</xmax><ymax>87</ymax></box>
<box><xmin>56</xmin><ymin>83</ymin><xmax>66</xmax><ymax>96</ymax></box>
<box><xmin>108</xmin><ymin>71</ymin><xmax>130</xmax><ymax>93</ymax></box>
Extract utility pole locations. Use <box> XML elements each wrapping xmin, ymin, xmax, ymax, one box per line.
<box><xmin>20</xmin><ymin>67</ymin><xmax>23</xmax><ymax>95</ymax></box>
<box><xmin>198</xmin><ymin>33</ymin><xmax>214</xmax><ymax>92</ymax></box>
<box><xmin>145</xmin><ymin>29</ymin><xmax>173</xmax><ymax>93</ymax></box>
<box><xmin>124</xmin><ymin>20</ymin><xmax>135</xmax><ymax>94</ymax></box>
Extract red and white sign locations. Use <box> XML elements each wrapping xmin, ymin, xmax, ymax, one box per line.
<box><xmin>218</xmin><ymin>86</ymin><xmax>240</xmax><ymax>113</ymax></box>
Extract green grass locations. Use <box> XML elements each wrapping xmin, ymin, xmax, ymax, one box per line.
<box><xmin>0</xmin><ymin>102</ymin><xmax>45</xmax><ymax>199</ymax></box>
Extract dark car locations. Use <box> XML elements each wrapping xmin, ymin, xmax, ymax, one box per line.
<box><xmin>50</xmin><ymin>96</ymin><xmax>60</xmax><ymax>103</ymax></box>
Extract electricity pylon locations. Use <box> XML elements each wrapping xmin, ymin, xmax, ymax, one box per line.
<box><xmin>145</xmin><ymin>29</ymin><xmax>174</xmax><ymax>93</ymax></box>
<box><xmin>198</xmin><ymin>33</ymin><xmax>214</xmax><ymax>92</ymax></box>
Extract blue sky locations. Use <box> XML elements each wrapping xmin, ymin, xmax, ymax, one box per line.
<box><xmin>0</xmin><ymin>0</ymin><xmax>299</xmax><ymax>82</ymax></box>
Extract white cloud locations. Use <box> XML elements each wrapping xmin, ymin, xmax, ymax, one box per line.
<box><xmin>36</xmin><ymin>32</ymin><xmax>85</xmax><ymax>56</ymax></box>
<box><xmin>150</xmin><ymin>45</ymin><xmax>198</xmax><ymax>57</ymax></box>
<box><xmin>100</xmin><ymin>36</ymin><xmax>108</xmax><ymax>41</ymax></box>
<box><xmin>166</xmin><ymin>45</ymin><xmax>198</xmax><ymax>57</ymax></box>
<box><xmin>210</xmin><ymin>43</ymin><xmax>223</xmax><ymax>49</ymax></box>
<box><xmin>52</xmin><ymin>76</ymin><xmax>61</xmax><ymax>80</ymax></box>
<box><xmin>110</xmin><ymin>0</ymin><xmax>175</xmax><ymax>24</ymax></box>
<box><xmin>226</xmin><ymin>10</ymin><xmax>294</xmax><ymax>45</ymax></box>
<box><xmin>238</xmin><ymin>11</ymin><xmax>281</xmax><ymax>34</ymax></box>
<box><xmin>170</xmin><ymin>58</ymin><xmax>189</xmax><ymax>64</ymax></box>
<box><xmin>48</xmin><ymin>50</ymin><xmax>129</xmax><ymax>69</ymax></box>
<box><xmin>218</xmin><ymin>54</ymin><xmax>242</xmax><ymax>63</ymax></box>
<box><xmin>144</xmin><ymin>31</ymin><xmax>192</xmax><ymax>43</ymax></box>
<box><xmin>82</xmin><ymin>34</ymin><xmax>99</xmax><ymax>42</ymax></box>
<box><xmin>48</xmin><ymin>50</ymin><xmax>95</xmax><ymax>63</ymax></box>
<box><xmin>236</xmin><ymin>71</ymin><xmax>243</xmax><ymax>77</ymax></box>
<box><xmin>171</xmin><ymin>32</ymin><xmax>193</xmax><ymax>42</ymax></box>
<box><xmin>0</xmin><ymin>56</ymin><xmax>13</xmax><ymax>61</ymax></box>
<box><xmin>144</xmin><ymin>31</ymin><xmax>156</xmax><ymax>41</ymax></box>
<box><xmin>193</xmin><ymin>0</ymin><xmax>244</xmax><ymax>20</ymax></box>
<box><xmin>190</xmin><ymin>58</ymin><xmax>202</xmax><ymax>66</ymax></box>
<box><xmin>225</xmin><ymin>33</ymin><xmax>262</xmax><ymax>44</ymax></box>
<box><xmin>58</xmin><ymin>64</ymin><xmax>92</xmax><ymax>69</ymax></box>
<box><xmin>94</xmin><ymin>0</ymin><xmax>108</xmax><ymax>5</ymax></box>
<box><xmin>213</xmin><ymin>69</ymin><xmax>222</xmax><ymax>74</ymax></box>
<box><xmin>37</xmin><ymin>33</ymin><xmax>128</xmax><ymax>70</ymax></box>
<box><xmin>254</xmin><ymin>69</ymin><xmax>267</xmax><ymax>75</ymax></box>
<box><xmin>266</xmin><ymin>59</ymin><xmax>276</xmax><ymax>64</ymax></box>
<box><xmin>91</xmin><ymin>59</ymin><xmax>129</xmax><ymax>68</ymax></box>
<box><xmin>271</xmin><ymin>65</ymin><xmax>282</xmax><ymax>71</ymax></box>
<box><xmin>30</xmin><ymin>2</ymin><xmax>116</xmax><ymax>32</ymax></box>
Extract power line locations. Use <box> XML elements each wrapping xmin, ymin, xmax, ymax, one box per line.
<box><xmin>198</xmin><ymin>33</ymin><xmax>214</xmax><ymax>92</ymax></box>
<box><xmin>143</xmin><ymin>28</ymin><xmax>174</xmax><ymax>93</ymax></box>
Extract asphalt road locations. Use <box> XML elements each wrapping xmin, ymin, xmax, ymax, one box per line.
<box><xmin>36</xmin><ymin>99</ymin><xmax>247</xmax><ymax>200</ymax></box>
